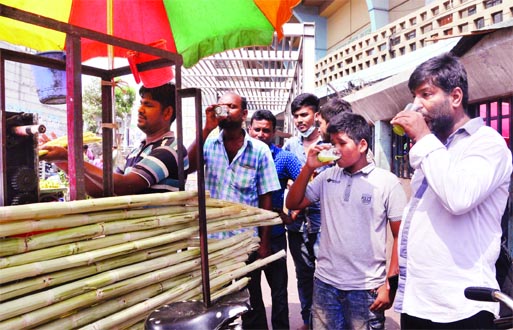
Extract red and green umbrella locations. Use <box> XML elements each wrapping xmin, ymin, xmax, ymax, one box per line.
<box><xmin>0</xmin><ymin>0</ymin><xmax>300</xmax><ymax>68</ymax></box>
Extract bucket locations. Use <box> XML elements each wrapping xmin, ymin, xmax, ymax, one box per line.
<box><xmin>31</xmin><ymin>51</ymin><xmax>67</xmax><ymax>105</ymax></box>
<box><xmin>127</xmin><ymin>39</ymin><xmax>174</xmax><ymax>88</ymax></box>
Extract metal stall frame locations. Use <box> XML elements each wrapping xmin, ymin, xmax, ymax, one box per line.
<box><xmin>0</xmin><ymin>4</ymin><xmax>211</xmax><ymax>306</ymax></box>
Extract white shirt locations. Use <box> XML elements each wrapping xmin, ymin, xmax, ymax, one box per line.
<box><xmin>395</xmin><ymin>118</ymin><xmax>512</xmax><ymax>322</ymax></box>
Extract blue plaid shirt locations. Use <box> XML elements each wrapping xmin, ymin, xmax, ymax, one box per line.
<box><xmin>204</xmin><ymin>130</ymin><xmax>280</xmax><ymax>239</ymax></box>
<box><xmin>269</xmin><ymin>143</ymin><xmax>302</xmax><ymax>237</ymax></box>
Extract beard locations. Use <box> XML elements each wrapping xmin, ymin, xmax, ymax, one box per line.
<box><xmin>219</xmin><ymin>119</ymin><xmax>241</xmax><ymax>130</ymax></box>
<box><xmin>427</xmin><ymin>98</ymin><xmax>454</xmax><ymax>138</ymax></box>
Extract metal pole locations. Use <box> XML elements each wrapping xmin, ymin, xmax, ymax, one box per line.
<box><xmin>179</xmin><ymin>87</ymin><xmax>211</xmax><ymax>306</ymax></box>
<box><xmin>65</xmin><ymin>34</ymin><xmax>85</xmax><ymax>200</ymax></box>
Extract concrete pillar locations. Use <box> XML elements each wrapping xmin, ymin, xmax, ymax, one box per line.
<box><xmin>282</xmin><ymin>23</ymin><xmax>316</xmax><ymax>135</ymax></box>
<box><xmin>366</xmin><ymin>0</ymin><xmax>390</xmax><ymax>31</ymax></box>
<box><xmin>301</xmin><ymin>22</ymin><xmax>316</xmax><ymax>94</ymax></box>
<box><xmin>373</xmin><ymin>120</ymin><xmax>392</xmax><ymax>171</ymax></box>
<box><xmin>292</xmin><ymin>4</ymin><xmax>327</xmax><ymax>60</ymax></box>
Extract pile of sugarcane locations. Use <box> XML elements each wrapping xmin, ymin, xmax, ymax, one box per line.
<box><xmin>0</xmin><ymin>191</ymin><xmax>283</xmax><ymax>329</ymax></box>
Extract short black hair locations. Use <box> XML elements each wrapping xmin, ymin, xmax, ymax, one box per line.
<box><xmin>319</xmin><ymin>97</ymin><xmax>352</xmax><ymax>122</ymax></box>
<box><xmin>408</xmin><ymin>52</ymin><xmax>468</xmax><ymax>110</ymax></box>
<box><xmin>250</xmin><ymin>110</ymin><xmax>276</xmax><ymax>130</ymax></box>
<box><xmin>291</xmin><ymin>93</ymin><xmax>319</xmax><ymax>114</ymax></box>
<box><xmin>139</xmin><ymin>83</ymin><xmax>176</xmax><ymax>123</ymax></box>
<box><xmin>327</xmin><ymin>112</ymin><xmax>371</xmax><ymax>152</ymax></box>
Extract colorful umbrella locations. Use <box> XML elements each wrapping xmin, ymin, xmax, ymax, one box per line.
<box><xmin>0</xmin><ymin>0</ymin><xmax>300</xmax><ymax>68</ymax></box>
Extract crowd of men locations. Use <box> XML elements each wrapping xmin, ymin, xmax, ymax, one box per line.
<box><xmin>41</xmin><ymin>53</ymin><xmax>512</xmax><ymax>330</ymax></box>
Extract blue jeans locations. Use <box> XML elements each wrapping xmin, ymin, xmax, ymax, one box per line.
<box><xmin>312</xmin><ymin>278</ymin><xmax>385</xmax><ymax>330</ymax></box>
<box><xmin>287</xmin><ymin>230</ymin><xmax>319</xmax><ymax>325</ymax></box>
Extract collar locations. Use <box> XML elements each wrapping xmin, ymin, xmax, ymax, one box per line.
<box><xmin>298</xmin><ymin>134</ymin><xmax>324</xmax><ymax>146</ymax></box>
<box><xmin>141</xmin><ymin>131</ymin><xmax>174</xmax><ymax>145</ymax></box>
<box><xmin>269</xmin><ymin>143</ymin><xmax>279</xmax><ymax>156</ymax></box>
<box><xmin>342</xmin><ymin>161</ymin><xmax>375</xmax><ymax>176</ymax></box>
<box><xmin>215</xmin><ymin>129</ymin><xmax>250</xmax><ymax>144</ymax></box>
<box><xmin>445</xmin><ymin>117</ymin><xmax>483</xmax><ymax>146</ymax></box>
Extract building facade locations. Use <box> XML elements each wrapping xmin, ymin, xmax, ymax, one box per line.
<box><xmin>292</xmin><ymin>0</ymin><xmax>513</xmax><ymax>247</ymax></box>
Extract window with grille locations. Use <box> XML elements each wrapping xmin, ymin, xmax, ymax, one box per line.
<box><xmin>492</xmin><ymin>11</ymin><xmax>503</xmax><ymax>24</ymax></box>
<box><xmin>469</xmin><ymin>97</ymin><xmax>511</xmax><ymax>150</ymax></box>
<box><xmin>484</xmin><ymin>0</ymin><xmax>502</xmax><ymax>9</ymax></box>
<box><xmin>392</xmin><ymin>134</ymin><xmax>413</xmax><ymax>179</ymax></box>
<box><xmin>438</xmin><ymin>14</ymin><xmax>453</xmax><ymax>26</ymax></box>
<box><xmin>390</xmin><ymin>36</ymin><xmax>401</xmax><ymax>46</ymax></box>
<box><xmin>406</xmin><ymin>30</ymin><xmax>416</xmax><ymax>40</ymax></box>
<box><xmin>475</xmin><ymin>17</ymin><xmax>485</xmax><ymax>29</ymax></box>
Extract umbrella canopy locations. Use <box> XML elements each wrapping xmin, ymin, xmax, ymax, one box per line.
<box><xmin>0</xmin><ymin>0</ymin><xmax>300</xmax><ymax>68</ymax></box>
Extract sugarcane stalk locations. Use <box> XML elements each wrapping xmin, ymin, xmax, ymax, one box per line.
<box><xmin>77</xmin><ymin>277</ymin><xmax>204</xmax><ymax>330</ymax></box>
<box><xmin>0</xmin><ymin>239</ymin><xmax>25</xmax><ymax>259</ymax></box>
<box><xmin>1</xmin><ymin>205</ymin><xmax>248</xmax><ymax>257</ymax></box>
<box><xmin>0</xmin><ymin>212</ymin><xmax>279</xmax><ymax>283</ymax></box>
<box><xmin>35</xmin><ymin>275</ymin><xmax>193</xmax><ymax>330</ymax></box>
<box><xmin>210</xmin><ymin>277</ymin><xmax>250</xmax><ymax>301</ymax></box>
<box><xmin>209</xmin><ymin>250</ymin><xmax>286</xmax><ymax>289</ymax></box>
<box><xmin>186</xmin><ymin>196</ymin><xmax>239</xmax><ymax>208</ymax></box>
<box><xmin>122</xmin><ymin>321</ymin><xmax>145</xmax><ymax>330</ymax></box>
<box><xmin>42</xmin><ymin>131</ymin><xmax>102</xmax><ymax>147</ymax></box>
<box><xmin>206</xmin><ymin>213</ymin><xmax>282</xmax><ymax>234</ymax></box>
<box><xmin>0</xmin><ymin>225</ymin><xmax>188</xmax><ymax>269</ymax></box>
<box><xmin>0</xmin><ymin>225</ymin><xmax>104</xmax><ymax>257</ymax></box>
<box><xmin>0</xmin><ymin>191</ymin><xmax>199</xmax><ymax>223</ymax></box>
<box><xmin>0</xmin><ymin>240</ymin><xmax>189</xmax><ymax>302</ymax></box>
<box><xmin>61</xmin><ymin>260</ymin><xmax>247</xmax><ymax>330</ymax></box>
<box><xmin>0</xmin><ymin>215</ymin><xmax>197</xmax><ymax>257</ymax></box>
<box><xmin>77</xmin><ymin>255</ymin><xmax>257</xmax><ymax>330</ymax></box>
<box><xmin>188</xmin><ymin>230</ymin><xmax>253</xmax><ymax>250</ymax></box>
<box><xmin>110</xmin><ymin>315</ymin><xmax>148</xmax><ymax>330</ymax></box>
<box><xmin>1</xmin><ymin>265</ymin><xmax>204</xmax><ymax>329</ymax></box>
<box><xmin>219</xmin><ymin>218</ymin><xmax>282</xmax><ymax>234</ymax></box>
<box><xmin>0</xmin><ymin>252</ymin><xmax>202</xmax><ymax>324</ymax></box>
<box><xmin>30</xmin><ymin>246</ymin><xmax>257</xmax><ymax>330</ymax></box>
<box><xmin>208</xmin><ymin>239</ymin><xmax>260</xmax><ymax>264</ymax></box>
<box><xmin>0</xmin><ymin>226</ymin><xmax>200</xmax><ymax>285</ymax></box>
<box><xmin>82</xmin><ymin>252</ymin><xmax>283</xmax><ymax>330</ymax></box>
<box><xmin>0</xmin><ymin>194</ymin><xmax>283</xmax><ymax>328</ymax></box>
<box><xmin>0</xmin><ymin>205</ymin><xmax>199</xmax><ymax>237</ymax></box>
<box><xmin>0</xmin><ymin>232</ymin><xmax>250</xmax><ymax>320</ymax></box>
<box><xmin>38</xmin><ymin>257</ymin><xmax>246</xmax><ymax>330</ymax></box>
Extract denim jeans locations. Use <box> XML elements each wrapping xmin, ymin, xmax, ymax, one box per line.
<box><xmin>287</xmin><ymin>230</ymin><xmax>319</xmax><ymax>325</ymax></box>
<box><xmin>312</xmin><ymin>277</ymin><xmax>385</xmax><ymax>330</ymax></box>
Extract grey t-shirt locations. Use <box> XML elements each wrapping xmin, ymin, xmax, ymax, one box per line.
<box><xmin>305</xmin><ymin>163</ymin><xmax>407</xmax><ymax>290</ymax></box>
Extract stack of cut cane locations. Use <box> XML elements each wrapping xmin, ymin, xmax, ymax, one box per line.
<box><xmin>0</xmin><ymin>191</ymin><xmax>283</xmax><ymax>329</ymax></box>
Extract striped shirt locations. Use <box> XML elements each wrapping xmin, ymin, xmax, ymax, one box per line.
<box><xmin>204</xmin><ymin>130</ymin><xmax>280</xmax><ymax>239</ymax></box>
<box><xmin>116</xmin><ymin>132</ymin><xmax>189</xmax><ymax>193</ymax></box>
